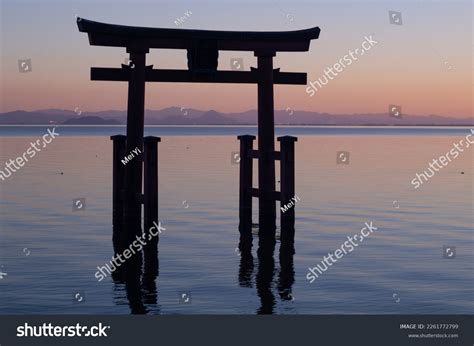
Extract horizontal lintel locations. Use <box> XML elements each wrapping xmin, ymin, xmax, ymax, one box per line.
<box><xmin>248</xmin><ymin>150</ymin><xmax>281</xmax><ymax>160</ymax></box>
<box><xmin>250</xmin><ymin>188</ymin><xmax>281</xmax><ymax>201</ymax></box>
<box><xmin>91</xmin><ymin>68</ymin><xmax>307</xmax><ymax>85</ymax></box>
<box><xmin>250</xmin><ymin>149</ymin><xmax>259</xmax><ymax>159</ymax></box>
<box><xmin>87</xmin><ymin>35</ymin><xmax>312</xmax><ymax>52</ymax></box>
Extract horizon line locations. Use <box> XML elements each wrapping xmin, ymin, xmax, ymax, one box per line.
<box><xmin>1</xmin><ymin>108</ymin><xmax>473</xmax><ymax>119</ymax></box>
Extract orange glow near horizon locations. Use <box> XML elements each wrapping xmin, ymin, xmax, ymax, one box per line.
<box><xmin>0</xmin><ymin>0</ymin><xmax>472</xmax><ymax>118</ymax></box>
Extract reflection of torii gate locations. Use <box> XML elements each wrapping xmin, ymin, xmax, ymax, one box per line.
<box><xmin>77</xmin><ymin>18</ymin><xmax>320</xmax><ymax>255</ymax></box>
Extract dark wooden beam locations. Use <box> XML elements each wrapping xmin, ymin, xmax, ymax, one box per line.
<box><xmin>91</xmin><ymin>67</ymin><xmax>307</xmax><ymax>85</ymax></box>
<box><xmin>122</xmin><ymin>51</ymin><xmax>146</xmax><ymax>250</ymax></box>
<box><xmin>110</xmin><ymin>134</ymin><xmax>126</xmax><ymax>253</ymax></box>
<box><xmin>250</xmin><ymin>188</ymin><xmax>281</xmax><ymax>201</ymax></box>
<box><xmin>249</xmin><ymin>150</ymin><xmax>281</xmax><ymax>160</ymax></box>
<box><xmin>256</xmin><ymin>52</ymin><xmax>277</xmax><ymax>237</ymax></box>
<box><xmin>278</xmin><ymin>136</ymin><xmax>297</xmax><ymax>233</ymax></box>
<box><xmin>238</xmin><ymin>135</ymin><xmax>255</xmax><ymax>234</ymax></box>
<box><xmin>144</xmin><ymin>136</ymin><xmax>161</xmax><ymax>274</ymax></box>
<box><xmin>77</xmin><ymin>18</ymin><xmax>320</xmax><ymax>52</ymax></box>
<box><xmin>87</xmin><ymin>35</ymin><xmax>312</xmax><ymax>52</ymax></box>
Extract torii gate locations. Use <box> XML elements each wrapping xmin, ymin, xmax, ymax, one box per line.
<box><xmin>77</xmin><ymin>18</ymin><xmax>320</xmax><ymax>255</ymax></box>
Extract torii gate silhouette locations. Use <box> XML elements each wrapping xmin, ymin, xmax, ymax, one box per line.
<box><xmin>77</xmin><ymin>18</ymin><xmax>320</xmax><ymax>258</ymax></box>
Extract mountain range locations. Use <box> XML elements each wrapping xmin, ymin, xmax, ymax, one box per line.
<box><xmin>0</xmin><ymin>108</ymin><xmax>472</xmax><ymax>126</ymax></box>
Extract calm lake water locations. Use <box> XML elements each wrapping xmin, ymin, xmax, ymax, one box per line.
<box><xmin>0</xmin><ymin>126</ymin><xmax>472</xmax><ymax>314</ymax></box>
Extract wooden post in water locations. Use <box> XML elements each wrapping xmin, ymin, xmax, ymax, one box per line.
<box><xmin>122</xmin><ymin>49</ymin><xmax>148</xmax><ymax>248</ymax></box>
<box><xmin>238</xmin><ymin>135</ymin><xmax>256</xmax><ymax>241</ymax></box>
<box><xmin>111</xmin><ymin>134</ymin><xmax>126</xmax><ymax>252</ymax></box>
<box><xmin>143</xmin><ymin>136</ymin><xmax>161</xmax><ymax>268</ymax></box>
<box><xmin>255</xmin><ymin>51</ymin><xmax>276</xmax><ymax>238</ymax></box>
<box><xmin>278</xmin><ymin>136</ymin><xmax>297</xmax><ymax>242</ymax></box>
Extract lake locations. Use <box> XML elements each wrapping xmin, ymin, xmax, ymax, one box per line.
<box><xmin>0</xmin><ymin>126</ymin><xmax>472</xmax><ymax>314</ymax></box>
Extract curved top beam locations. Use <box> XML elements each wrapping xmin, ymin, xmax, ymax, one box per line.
<box><xmin>76</xmin><ymin>18</ymin><xmax>320</xmax><ymax>52</ymax></box>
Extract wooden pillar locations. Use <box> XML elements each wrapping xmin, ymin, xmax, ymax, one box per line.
<box><xmin>143</xmin><ymin>136</ymin><xmax>160</xmax><ymax>271</ymax></box>
<box><xmin>278</xmin><ymin>136</ymin><xmax>297</xmax><ymax>242</ymax></box>
<box><xmin>238</xmin><ymin>135</ymin><xmax>256</xmax><ymax>240</ymax></box>
<box><xmin>255</xmin><ymin>50</ymin><xmax>276</xmax><ymax>238</ymax></box>
<box><xmin>110</xmin><ymin>134</ymin><xmax>126</xmax><ymax>252</ymax></box>
<box><xmin>123</xmin><ymin>48</ymin><xmax>148</xmax><ymax>248</ymax></box>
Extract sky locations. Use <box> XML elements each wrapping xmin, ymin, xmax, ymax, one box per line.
<box><xmin>0</xmin><ymin>0</ymin><xmax>472</xmax><ymax>117</ymax></box>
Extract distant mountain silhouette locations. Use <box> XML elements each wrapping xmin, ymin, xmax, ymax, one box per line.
<box><xmin>198</xmin><ymin>110</ymin><xmax>239</xmax><ymax>124</ymax></box>
<box><xmin>62</xmin><ymin>116</ymin><xmax>121</xmax><ymax>125</ymax></box>
<box><xmin>0</xmin><ymin>109</ymin><xmax>472</xmax><ymax>126</ymax></box>
<box><xmin>0</xmin><ymin>111</ymin><xmax>71</xmax><ymax>124</ymax></box>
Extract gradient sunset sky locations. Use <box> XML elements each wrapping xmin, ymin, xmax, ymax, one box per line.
<box><xmin>1</xmin><ymin>0</ymin><xmax>472</xmax><ymax>117</ymax></box>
